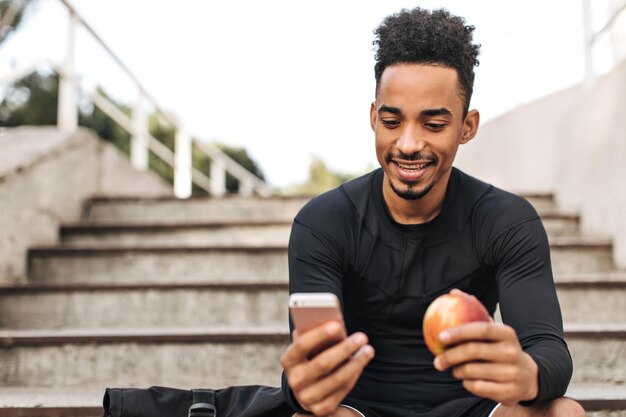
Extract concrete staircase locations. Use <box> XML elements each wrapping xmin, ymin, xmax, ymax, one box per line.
<box><xmin>0</xmin><ymin>194</ymin><xmax>624</xmax><ymax>416</ymax></box>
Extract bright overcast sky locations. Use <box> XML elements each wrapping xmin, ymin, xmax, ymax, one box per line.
<box><xmin>0</xmin><ymin>0</ymin><xmax>614</xmax><ymax>187</ymax></box>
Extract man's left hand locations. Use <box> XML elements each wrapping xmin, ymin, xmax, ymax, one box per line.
<box><xmin>433</xmin><ymin>321</ymin><xmax>538</xmax><ymax>406</ymax></box>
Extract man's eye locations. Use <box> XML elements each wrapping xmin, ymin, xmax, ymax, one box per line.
<box><xmin>381</xmin><ymin>119</ymin><xmax>400</xmax><ymax>128</ymax></box>
<box><xmin>426</xmin><ymin>123</ymin><xmax>446</xmax><ymax>130</ymax></box>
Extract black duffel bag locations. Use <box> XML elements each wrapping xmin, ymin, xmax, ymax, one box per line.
<box><xmin>103</xmin><ymin>385</ymin><xmax>294</xmax><ymax>417</ymax></box>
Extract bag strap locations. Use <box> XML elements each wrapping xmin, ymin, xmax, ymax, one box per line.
<box><xmin>188</xmin><ymin>389</ymin><xmax>217</xmax><ymax>417</ymax></box>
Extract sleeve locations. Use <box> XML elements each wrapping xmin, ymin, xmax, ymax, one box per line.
<box><xmin>281</xmin><ymin>217</ymin><xmax>350</xmax><ymax>412</ymax></box>
<box><xmin>483</xmin><ymin>216</ymin><xmax>573</xmax><ymax>404</ymax></box>
<box><xmin>287</xmin><ymin>219</ymin><xmax>348</xmax><ymax>303</ymax></box>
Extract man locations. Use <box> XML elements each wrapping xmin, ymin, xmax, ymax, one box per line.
<box><xmin>280</xmin><ymin>7</ymin><xmax>585</xmax><ymax>417</ymax></box>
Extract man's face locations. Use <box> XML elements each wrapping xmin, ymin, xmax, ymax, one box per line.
<box><xmin>371</xmin><ymin>63</ymin><xmax>478</xmax><ymax>202</ymax></box>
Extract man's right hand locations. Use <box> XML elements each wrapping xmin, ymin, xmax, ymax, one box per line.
<box><xmin>280</xmin><ymin>321</ymin><xmax>375</xmax><ymax>416</ymax></box>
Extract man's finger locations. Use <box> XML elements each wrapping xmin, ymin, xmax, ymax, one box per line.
<box><xmin>289</xmin><ymin>332</ymin><xmax>370</xmax><ymax>391</ymax></box>
<box><xmin>308</xmin><ymin>332</ymin><xmax>369</xmax><ymax>376</ymax></box>
<box><xmin>435</xmin><ymin>340</ymin><xmax>516</xmax><ymax>370</ymax></box>
<box><xmin>305</xmin><ymin>344</ymin><xmax>375</xmax><ymax>401</ymax></box>
<box><xmin>462</xmin><ymin>379</ymin><xmax>519</xmax><ymax>406</ymax></box>
<box><xmin>281</xmin><ymin>321</ymin><xmax>345</xmax><ymax>368</ymax></box>
<box><xmin>452</xmin><ymin>362</ymin><xmax>519</xmax><ymax>383</ymax></box>
<box><xmin>439</xmin><ymin>322</ymin><xmax>515</xmax><ymax>348</ymax></box>
<box><xmin>308</xmin><ymin>383</ymin><xmax>357</xmax><ymax>417</ymax></box>
<box><xmin>299</xmin><ymin>345</ymin><xmax>375</xmax><ymax>415</ymax></box>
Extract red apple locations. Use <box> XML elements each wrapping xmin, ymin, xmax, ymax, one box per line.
<box><xmin>423</xmin><ymin>290</ymin><xmax>491</xmax><ymax>356</ymax></box>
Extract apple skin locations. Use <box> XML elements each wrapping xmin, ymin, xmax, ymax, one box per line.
<box><xmin>423</xmin><ymin>291</ymin><xmax>491</xmax><ymax>356</ymax></box>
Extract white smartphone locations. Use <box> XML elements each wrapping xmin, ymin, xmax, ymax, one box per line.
<box><xmin>289</xmin><ymin>292</ymin><xmax>345</xmax><ymax>334</ymax></box>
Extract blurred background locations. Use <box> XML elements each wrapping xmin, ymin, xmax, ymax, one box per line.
<box><xmin>2</xmin><ymin>0</ymin><xmax>624</xmax><ymax>189</ymax></box>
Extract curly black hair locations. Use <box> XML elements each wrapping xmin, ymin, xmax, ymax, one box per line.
<box><xmin>373</xmin><ymin>7</ymin><xmax>480</xmax><ymax>114</ymax></box>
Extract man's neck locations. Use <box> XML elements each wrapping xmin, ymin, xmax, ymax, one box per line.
<box><xmin>382</xmin><ymin>170</ymin><xmax>451</xmax><ymax>225</ymax></box>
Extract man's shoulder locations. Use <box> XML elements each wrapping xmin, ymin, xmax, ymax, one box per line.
<box><xmin>459</xmin><ymin>170</ymin><xmax>541</xmax><ymax>234</ymax></box>
<box><xmin>295</xmin><ymin>170</ymin><xmax>376</xmax><ymax>228</ymax></box>
<box><xmin>478</xmin><ymin>184</ymin><xmax>539</xmax><ymax>221</ymax></box>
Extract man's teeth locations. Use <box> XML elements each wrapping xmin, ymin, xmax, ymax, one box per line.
<box><xmin>396</xmin><ymin>162</ymin><xmax>430</xmax><ymax>170</ymax></box>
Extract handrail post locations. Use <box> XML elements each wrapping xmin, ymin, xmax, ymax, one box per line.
<box><xmin>175</xmin><ymin>126</ymin><xmax>192</xmax><ymax>198</ymax></box>
<box><xmin>131</xmin><ymin>92</ymin><xmax>149</xmax><ymax>171</ymax></box>
<box><xmin>57</xmin><ymin>9</ymin><xmax>78</xmax><ymax>133</ymax></box>
<box><xmin>583</xmin><ymin>0</ymin><xmax>595</xmax><ymax>85</ymax></box>
<box><xmin>239</xmin><ymin>180</ymin><xmax>254</xmax><ymax>197</ymax></box>
<box><xmin>210</xmin><ymin>159</ymin><xmax>227</xmax><ymax>197</ymax></box>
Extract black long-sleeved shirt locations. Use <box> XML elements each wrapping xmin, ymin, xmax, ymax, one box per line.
<box><xmin>282</xmin><ymin>168</ymin><xmax>572</xmax><ymax>415</ymax></box>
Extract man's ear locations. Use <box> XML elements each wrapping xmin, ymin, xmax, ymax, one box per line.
<box><xmin>370</xmin><ymin>102</ymin><xmax>377</xmax><ymax>131</ymax></box>
<box><xmin>460</xmin><ymin>109</ymin><xmax>480</xmax><ymax>144</ymax></box>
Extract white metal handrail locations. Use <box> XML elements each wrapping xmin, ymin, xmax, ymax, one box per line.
<box><xmin>193</xmin><ymin>140</ymin><xmax>272</xmax><ymax>197</ymax></box>
<box><xmin>2</xmin><ymin>0</ymin><xmax>272</xmax><ymax>198</ymax></box>
<box><xmin>57</xmin><ymin>0</ymin><xmax>156</xmax><ymax>108</ymax></box>
<box><xmin>88</xmin><ymin>85</ymin><xmax>213</xmax><ymax>193</ymax></box>
<box><xmin>583</xmin><ymin>0</ymin><xmax>626</xmax><ymax>82</ymax></box>
<box><xmin>0</xmin><ymin>59</ymin><xmax>45</xmax><ymax>85</ymax></box>
<box><xmin>592</xmin><ymin>2</ymin><xmax>626</xmax><ymax>42</ymax></box>
<box><xmin>90</xmin><ymin>84</ymin><xmax>271</xmax><ymax>196</ymax></box>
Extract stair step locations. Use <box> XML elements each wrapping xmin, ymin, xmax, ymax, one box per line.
<box><xmin>1</xmin><ymin>327</ymin><xmax>624</xmax><ymax>388</ymax></box>
<box><xmin>555</xmin><ymin>279</ymin><xmax>626</xmax><ymax>324</ymax></box>
<box><xmin>567</xmin><ymin>383</ymin><xmax>626</xmax><ymax>413</ymax></box>
<box><xmin>60</xmin><ymin>211</ymin><xmax>579</xmax><ymax>248</ymax></box>
<box><xmin>0</xmin><ymin>388</ymin><xmax>103</xmax><ymax>413</ymax></box>
<box><xmin>0</xmin><ymin>406</ymin><xmax>101</xmax><ymax>416</ymax></box>
<box><xmin>0</xmin><ymin>327</ymin><xmax>289</xmax><ymax>346</ymax></box>
<box><xmin>565</xmin><ymin>324</ymin><xmax>626</xmax><ymax>385</ymax></box>
<box><xmin>28</xmin><ymin>236</ymin><xmax>613</xmax><ymax>283</ymax></box>
<box><xmin>82</xmin><ymin>194</ymin><xmax>559</xmax><ymax>224</ymax></box>
<box><xmin>540</xmin><ymin>211</ymin><xmax>580</xmax><ymax>236</ymax></box>
<box><xmin>2</xmin><ymin>277</ymin><xmax>624</xmax><ymax>330</ymax></box>
<box><xmin>28</xmin><ymin>246</ymin><xmax>288</xmax><ymax>283</ymax></box>
<box><xmin>83</xmin><ymin>196</ymin><xmax>310</xmax><ymax>224</ymax></box>
<box><xmin>0</xmin><ymin>328</ymin><xmax>288</xmax><ymax>389</ymax></box>
<box><xmin>0</xmin><ymin>384</ymin><xmax>624</xmax><ymax>416</ymax></box>
<box><xmin>554</xmin><ymin>272</ymin><xmax>626</xmax><ymax>283</ymax></box>
<box><xmin>0</xmin><ymin>282</ymin><xmax>288</xmax><ymax>330</ymax></box>
<box><xmin>549</xmin><ymin>236</ymin><xmax>614</xmax><ymax>273</ymax></box>
<box><xmin>521</xmin><ymin>193</ymin><xmax>556</xmax><ymax>212</ymax></box>
<box><xmin>59</xmin><ymin>222</ymin><xmax>292</xmax><ymax>247</ymax></box>
<box><xmin>0</xmin><ymin>384</ymin><xmax>626</xmax><ymax>417</ymax></box>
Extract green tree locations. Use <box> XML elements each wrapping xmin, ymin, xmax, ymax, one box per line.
<box><xmin>0</xmin><ymin>72</ymin><xmax>133</xmax><ymax>157</ymax></box>
<box><xmin>0</xmin><ymin>69</ymin><xmax>57</xmax><ymax>125</ymax></box>
<box><xmin>282</xmin><ymin>156</ymin><xmax>355</xmax><ymax>196</ymax></box>
<box><xmin>0</xmin><ymin>0</ymin><xmax>37</xmax><ymax>45</ymax></box>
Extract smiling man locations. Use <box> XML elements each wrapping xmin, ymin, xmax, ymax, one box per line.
<box><xmin>373</xmin><ymin>63</ymin><xmax>477</xmax><ymax>225</ymax></box>
<box><xmin>280</xmin><ymin>7</ymin><xmax>585</xmax><ymax>417</ymax></box>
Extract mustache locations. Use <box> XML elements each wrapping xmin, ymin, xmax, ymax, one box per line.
<box><xmin>386</xmin><ymin>152</ymin><xmax>437</xmax><ymax>163</ymax></box>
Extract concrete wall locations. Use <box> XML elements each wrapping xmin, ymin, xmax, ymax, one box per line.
<box><xmin>455</xmin><ymin>83</ymin><xmax>583</xmax><ymax>194</ymax></box>
<box><xmin>455</xmin><ymin>61</ymin><xmax>626</xmax><ymax>268</ymax></box>
<box><xmin>0</xmin><ymin>127</ymin><xmax>171</xmax><ymax>282</ymax></box>
<box><xmin>556</xmin><ymin>63</ymin><xmax>626</xmax><ymax>270</ymax></box>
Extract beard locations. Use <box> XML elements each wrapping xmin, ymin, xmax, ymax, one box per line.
<box><xmin>385</xmin><ymin>151</ymin><xmax>438</xmax><ymax>200</ymax></box>
<box><xmin>388</xmin><ymin>177</ymin><xmax>436</xmax><ymax>200</ymax></box>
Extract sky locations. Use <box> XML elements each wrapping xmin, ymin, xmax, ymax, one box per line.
<box><xmin>0</xmin><ymin>0</ymin><xmax>617</xmax><ymax>187</ymax></box>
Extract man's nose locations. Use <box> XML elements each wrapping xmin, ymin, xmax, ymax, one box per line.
<box><xmin>396</xmin><ymin>125</ymin><xmax>427</xmax><ymax>155</ymax></box>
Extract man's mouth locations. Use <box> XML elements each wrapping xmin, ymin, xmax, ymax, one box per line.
<box><xmin>395</xmin><ymin>161</ymin><xmax>433</xmax><ymax>171</ymax></box>
<box><xmin>388</xmin><ymin>156</ymin><xmax>436</xmax><ymax>183</ymax></box>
